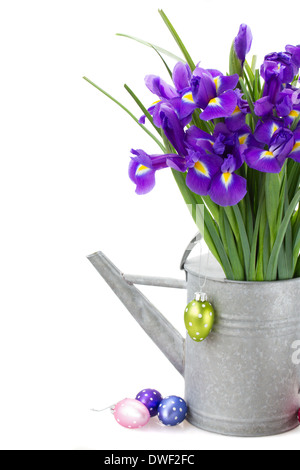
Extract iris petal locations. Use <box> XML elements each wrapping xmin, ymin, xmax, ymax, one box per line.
<box><xmin>129</xmin><ymin>160</ymin><xmax>156</xmax><ymax>195</ymax></box>
<box><xmin>173</xmin><ymin>62</ymin><xmax>192</xmax><ymax>92</ymax></box>
<box><xmin>200</xmin><ymin>90</ymin><xmax>237</xmax><ymax>121</ymax></box>
<box><xmin>288</xmin><ymin>129</ymin><xmax>300</xmax><ymax>162</ymax></box>
<box><xmin>191</xmin><ymin>68</ymin><xmax>216</xmax><ymax>109</ymax></box>
<box><xmin>186</xmin><ymin>165</ymin><xmax>211</xmax><ymax>196</ymax></box>
<box><xmin>145</xmin><ymin>75</ymin><xmax>178</xmax><ymax>100</ymax></box>
<box><xmin>185</xmin><ymin>153</ymin><xmax>222</xmax><ymax>195</ymax></box>
<box><xmin>185</xmin><ymin>126</ymin><xmax>215</xmax><ymax>153</ymax></box>
<box><xmin>215</xmin><ymin>74</ymin><xmax>239</xmax><ymax>96</ymax></box>
<box><xmin>254</xmin><ymin>119</ymin><xmax>281</xmax><ymax>145</ymax></box>
<box><xmin>160</xmin><ymin>103</ymin><xmax>187</xmax><ymax>155</ymax></box>
<box><xmin>209</xmin><ymin>172</ymin><xmax>247</xmax><ymax>207</ymax></box>
<box><xmin>254</xmin><ymin>97</ymin><xmax>274</xmax><ymax>117</ymax></box>
<box><xmin>245</xmin><ymin>148</ymin><xmax>283</xmax><ymax>173</ymax></box>
<box><xmin>225</xmin><ymin>106</ymin><xmax>246</xmax><ymax>132</ymax></box>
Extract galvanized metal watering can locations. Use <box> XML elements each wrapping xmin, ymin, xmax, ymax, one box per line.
<box><xmin>88</xmin><ymin>234</ymin><xmax>300</xmax><ymax>437</ymax></box>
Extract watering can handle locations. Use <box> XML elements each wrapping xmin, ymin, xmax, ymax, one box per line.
<box><xmin>180</xmin><ymin>232</ymin><xmax>202</xmax><ymax>271</ymax></box>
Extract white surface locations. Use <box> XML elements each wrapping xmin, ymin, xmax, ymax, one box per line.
<box><xmin>0</xmin><ymin>0</ymin><xmax>299</xmax><ymax>450</ymax></box>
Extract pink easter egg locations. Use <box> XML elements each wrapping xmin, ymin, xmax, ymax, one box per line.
<box><xmin>113</xmin><ymin>398</ymin><xmax>150</xmax><ymax>429</ymax></box>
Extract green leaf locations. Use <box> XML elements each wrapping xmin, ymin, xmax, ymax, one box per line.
<box><xmin>116</xmin><ymin>33</ymin><xmax>185</xmax><ymax>63</ymax></box>
<box><xmin>249</xmin><ymin>192</ymin><xmax>265</xmax><ymax>281</ymax></box>
<box><xmin>293</xmin><ymin>222</ymin><xmax>300</xmax><ymax>273</ymax></box>
<box><xmin>266</xmin><ymin>189</ymin><xmax>300</xmax><ymax>280</ymax></box>
<box><xmin>233</xmin><ymin>205</ymin><xmax>251</xmax><ymax>280</ymax></box>
<box><xmin>251</xmin><ymin>55</ymin><xmax>257</xmax><ymax>74</ymax></box>
<box><xmin>284</xmin><ymin>187</ymin><xmax>294</xmax><ymax>279</ymax></box>
<box><xmin>244</xmin><ymin>60</ymin><xmax>255</xmax><ymax>84</ymax></box>
<box><xmin>287</xmin><ymin>159</ymin><xmax>300</xmax><ymax>201</ymax></box>
<box><xmin>224</xmin><ymin>206</ymin><xmax>239</xmax><ymax>241</ymax></box>
<box><xmin>263</xmin><ymin>223</ymin><xmax>271</xmax><ymax>279</ymax></box>
<box><xmin>253</xmin><ymin>69</ymin><xmax>261</xmax><ymax>101</ymax></box>
<box><xmin>223</xmin><ymin>210</ymin><xmax>245</xmax><ymax>280</ymax></box>
<box><xmin>277</xmin><ymin>240</ymin><xmax>288</xmax><ymax>280</ymax></box>
<box><xmin>239</xmin><ymin>78</ymin><xmax>256</xmax><ymax>119</ymax></box>
<box><xmin>256</xmin><ymin>203</ymin><xmax>267</xmax><ymax>281</ymax></box>
<box><xmin>202</xmin><ymin>196</ymin><xmax>219</xmax><ymax>225</ymax></box>
<box><xmin>171</xmin><ymin>170</ymin><xmax>221</xmax><ymax>265</ymax></box>
<box><xmin>204</xmin><ymin>209</ymin><xmax>235</xmax><ymax>280</ymax></box>
<box><xmin>265</xmin><ymin>173</ymin><xmax>281</xmax><ymax>249</ymax></box>
<box><xmin>149</xmin><ymin>45</ymin><xmax>173</xmax><ymax>79</ymax></box>
<box><xmin>171</xmin><ymin>170</ymin><xmax>234</xmax><ymax>279</ymax></box>
<box><xmin>294</xmin><ymin>256</ymin><xmax>300</xmax><ymax>277</ymax></box>
<box><xmin>218</xmin><ymin>208</ymin><xmax>229</xmax><ymax>256</ymax></box>
<box><xmin>245</xmin><ymin>194</ymin><xmax>254</xmax><ymax>245</ymax></box>
<box><xmin>83</xmin><ymin>77</ymin><xmax>166</xmax><ymax>152</ymax></box>
<box><xmin>229</xmin><ymin>41</ymin><xmax>243</xmax><ymax>77</ymax></box>
<box><xmin>291</xmin><ymin>112</ymin><xmax>300</xmax><ymax>131</ymax></box>
<box><xmin>124</xmin><ymin>84</ymin><xmax>160</xmax><ymax>134</ymax></box>
<box><xmin>158</xmin><ymin>9</ymin><xmax>196</xmax><ymax>71</ymax></box>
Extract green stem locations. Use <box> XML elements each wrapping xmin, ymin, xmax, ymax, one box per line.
<box><xmin>83</xmin><ymin>77</ymin><xmax>166</xmax><ymax>152</ymax></box>
<box><xmin>266</xmin><ymin>189</ymin><xmax>300</xmax><ymax>281</ymax></box>
<box><xmin>158</xmin><ymin>9</ymin><xmax>196</xmax><ymax>71</ymax></box>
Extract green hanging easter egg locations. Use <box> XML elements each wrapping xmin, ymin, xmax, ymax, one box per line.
<box><xmin>184</xmin><ymin>298</ymin><xmax>215</xmax><ymax>342</ymax></box>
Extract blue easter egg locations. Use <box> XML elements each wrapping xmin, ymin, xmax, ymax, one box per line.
<box><xmin>157</xmin><ymin>396</ymin><xmax>188</xmax><ymax>426</ymax></box>
<box><xmin>136</xmin><ymin>389</ymin><xmax>163</xmax><ymax>417</ymax></box>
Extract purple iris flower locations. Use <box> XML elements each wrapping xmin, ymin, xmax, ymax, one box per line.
<box><xmin>140</xmin><ymin>62</ymin><xmax>195</xmax><ymax>126</ymax></box>
<box><xmin>185</xmin><ymin>149</ymin><xmax>223</xmax><ymax>196</ymax></box>
<box><xmin>234</xmin><ymin>24</ymin><xmax>253</xmax><ymax>66</ymax></box>
<box><xmin>254</xmin><ymin>75</ymin><xmax>282</xmax><ymax>117</ymax></box>
<box><xmin>159</xmin><ymin>102</ymin><xmax>187</xmax><ymax>155</ymax></box>
<box><xmin>191</xmin><ymin>67</ymin><xmax>239</xmax><ymax>121</ymax></box>
<box><xmin>129</xmin><ymin>149</ymin><xmax>187</xmax><ymax>195</ymax></box>
<box><xmin>285</xmin><ymin>45</ymin><xmax>300</xmax><ymax>68</ymax></box>
<box><xmin>172</xmin><ymin>62</ymin><xmax>192</xmax><ymax>92</ymax></box>
<box><xmin>185</xmin><ymin>123</ymin><xmax>247</xmax><ymax>205</ymax></box>
<box><xmin>245</xmin><ymin>122</ymin><xmax>295</xmax><ymax>173</ymax></box>
<box><xmin>225</xmin><ymin>89</ymin><xmax>250</xmax><ymax>131</ymax></box>
<box><xmin>275</xmin><ymin>88</ymin><xmax>300</xmax><ymax>126</ymax></box>
<box><xmin>261</xmin><ymin>52</ymin><xmax>298</xmax><ymax>84</ymax></box>
<box><xmin>209</xmin><ymin>154</ymin><xmax>247</xmax><ymax>207</ymax></box>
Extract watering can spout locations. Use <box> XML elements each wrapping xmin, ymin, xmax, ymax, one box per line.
<box><xmin>87</xmin><ymin>251</ymin><xmax>186</xmax><ymax>376</ymax></box>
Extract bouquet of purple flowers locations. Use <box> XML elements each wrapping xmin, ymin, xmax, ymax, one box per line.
<box><xmin>84</xmin><ymin>10</ymin><xmax>300</xmax><ymax>282</ymax></box>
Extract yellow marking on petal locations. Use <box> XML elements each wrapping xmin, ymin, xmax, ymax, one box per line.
<box><xmin>182</xmin><ymin>92</ymin><xmax>194</xmax><ymax>103</ymax></box>
<box><xmin>291</xmin><ymin>142</ymin><xmax>300</xmax><ymax>153</ymax></box>
<box><xmin>152</xmin><ymin>100</ymin><xmax>161</xmax><ymax>106</ymax></box>
<box><xmin>213</xmin><ymin>77</ymin><xmax>220</xmax><ymax>91</ymax></box>
<box><xmin>289</xmin><ymin>110</ymin><xmax>299</xmax><ymax>118</ymax></box>
<box><xmin>209</xmin><ymin>97</ymin><xmax>219</xmax><ymax>106</ymax></box>
<box><xmin>194</xmin><ymin>161</ymin><xmax>209</xmax><ymax>177</ymax></box>
<box><xmin>261</xmin><ymin>151</ymin><xmax>275</xmax><ymax>159</ymax></box>
<box><xmin>232</xmin><ymin>106</ymin><xmax>241</xmax><ymax>115</ymax></box>
<box><xmin>239</xmin><ymin>134</ymin><xmax>248</xmax><ymax>145</ymax></box>
<box><xmin>222</xmin><ymin>172</ymin><xmax>232</xmax><ymax>185</ymax></box>
<box><xmin>137</xmin><ymin>165</ymin><xmax>149</xmax><ymax>173</ymax></box>
<box><xmin>272</xmin><ymin>124</ymin><xmax>279</xmax><ymax>134</ymax></box>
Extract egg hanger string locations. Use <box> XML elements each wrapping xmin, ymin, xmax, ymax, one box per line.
<box><xmin>195</xmin><ymin>236</ymin><xmax>210</xmax><ymax>302</ymax></box>
<box><xmin>91</xmin><ymin>405</ymin><xmax>115</xmax><ymax>413</ymax></box>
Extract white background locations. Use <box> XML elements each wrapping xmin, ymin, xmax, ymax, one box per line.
<box><xmin>0</xmin><ymin>0</ymin><xmax>299</xmax><ymax>450</ymax></box>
